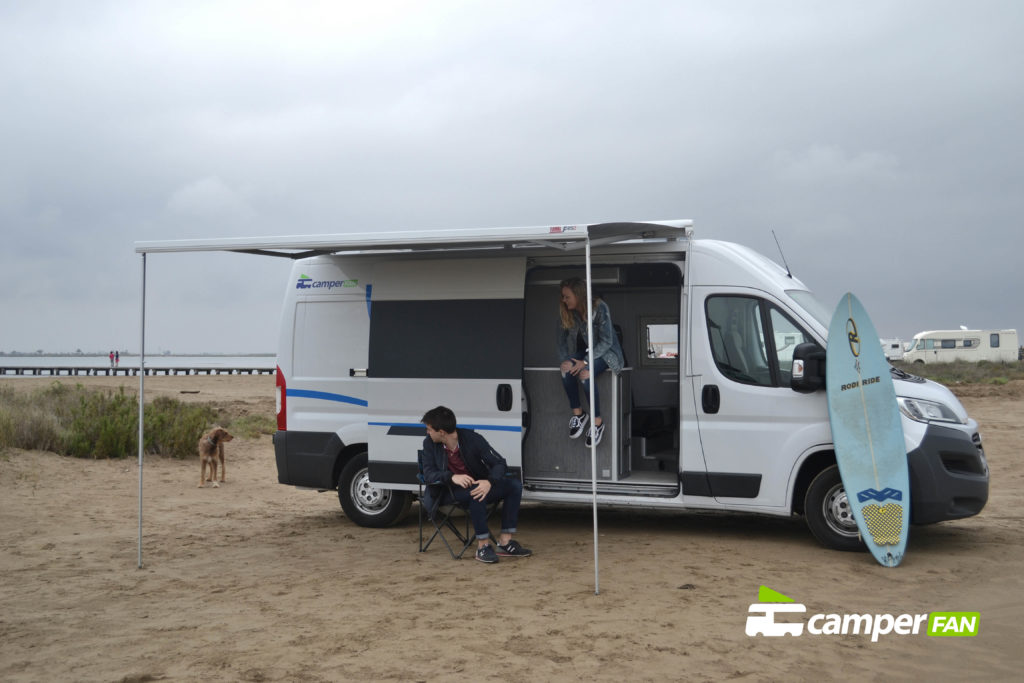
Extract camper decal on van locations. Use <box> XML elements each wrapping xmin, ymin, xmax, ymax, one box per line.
<box><xmin>296</xmin><ymin>274</ymin><xmax>359</xmax><ymax>290</ymax></box>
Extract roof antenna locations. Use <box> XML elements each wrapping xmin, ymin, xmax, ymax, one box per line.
<box><xmin>772</xmin><ymin>230</ymin><xmax>793</xmax><ymax>279</ymax></box>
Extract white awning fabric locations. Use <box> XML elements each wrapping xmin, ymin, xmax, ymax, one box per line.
<box><xmin>134</xmin><ymin>220</ymin><xmax>692</xmax><ymax>258</ymax></box>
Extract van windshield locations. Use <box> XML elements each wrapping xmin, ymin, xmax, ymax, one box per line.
<box><xmin>786</xmin><ymin>290</ymin><xmax>831</xmax><ymax>329</ymax></box>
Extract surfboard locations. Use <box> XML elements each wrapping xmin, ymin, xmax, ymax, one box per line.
<box><xmin>825</xmin><ymin>293</ymin><xmax>909</xmax><ymax>567</ymax></box>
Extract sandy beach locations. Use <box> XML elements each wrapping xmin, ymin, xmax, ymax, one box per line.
<box><xmin>1</xmin><ymin>374</ymin><xmax>1021</xmax><ymax>682</ymax></box>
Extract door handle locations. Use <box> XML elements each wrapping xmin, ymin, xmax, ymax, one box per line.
<box><xmin>496</xmin><ymin>383</ymin><xmax>513</xmax><ymax>411</ymax></box>
<box><xmin>702</xmin><ymin>385</ymin><xmax>720</xmax><ymax>414</ymax></box>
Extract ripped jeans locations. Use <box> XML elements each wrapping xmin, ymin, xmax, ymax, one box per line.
<box><xmin>560</xmin><ymin>353</ymin><xmax>610</xmax><ymax>418</ymax></box>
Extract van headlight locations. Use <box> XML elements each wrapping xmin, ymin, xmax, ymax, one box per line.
<box><xmin>897</xmin><ymin>397</ymin><xmax>964</xmax><ymax>424</ymax></box>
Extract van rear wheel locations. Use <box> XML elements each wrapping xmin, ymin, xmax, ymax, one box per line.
<box><xmin>805</xmin><ymin>465</ymin><xmax>865</xmax><ymax>552</ymax></box>
<box><xmin>338</xmin><ymin>452</ymin><xmax>412</xmax><ymax>528</ymax></box>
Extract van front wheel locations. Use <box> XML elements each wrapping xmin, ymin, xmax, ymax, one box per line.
<box><xmin>804</xmin><ymin>465</ymin><xmax>865</xmax><ymax>552</ymax></box>
<box><xmin>337</xmin><ymin>452</ymin><xmax>412</xmax><ymax>528</ymax></box>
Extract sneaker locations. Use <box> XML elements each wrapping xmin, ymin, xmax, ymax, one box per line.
<box><xmin>496</xmin><ymin>540</ymin><xmax>533</xmax><ymax>557</ymax></box>
<box><xmin>475</xmin><ymin>544</ymin><xmax>499</xmax><ymax>564</ymax></box>
<box><xmin>585</xmin><ymin>422</ymin><xmax>605</xmax><ymax>447</ymax></box>
<box><xmin>569</xmin><ymin>412</ymin><xmax>589</xmax><ymax>439</ymax></box>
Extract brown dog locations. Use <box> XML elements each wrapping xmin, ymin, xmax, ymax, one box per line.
<box><xmin>198</xmin><ymin>427</ymin><xmax>233</xmax><ymax>488</ymax></box>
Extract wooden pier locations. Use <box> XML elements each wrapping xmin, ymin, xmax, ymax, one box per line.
<box><xmin>0</xmin><ymin>366</ymin><xmax>275</xmax><ymax>377</ymax></box>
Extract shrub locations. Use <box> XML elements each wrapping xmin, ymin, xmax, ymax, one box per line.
<box><xmin>223</xmin><ymin>414</ymin><xmax>277</xmax><ymax>439</ymax></box>
<box><xmin>0</xmin><ymin>384</ymin><xmax>226</xmax><ymax>459</ymax></box>
<box><xmin>64</xmin><ymin>387</ymin><xmax>138</xmax><ymax>459</ymax></box>
<box><xmin>144</xmin><ymin>396</ymin><xmax>219</xmax><ymax>459</ymax></box>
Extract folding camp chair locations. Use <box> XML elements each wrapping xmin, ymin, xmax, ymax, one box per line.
<box><xmin>418</xmin><ymin>450</ymin><xmax>475</xmax><ymax>559</ymax></box>
<box><xmin>417</xmin><ymin>449</ymin><xmax>508</xmax><ymax>559</ymax></box>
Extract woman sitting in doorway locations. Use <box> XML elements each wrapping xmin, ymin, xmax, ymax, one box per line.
<box><xmin>556</xmin><ymin>277</ymin><xmax>624</xmax><ymax>447</ymax></box>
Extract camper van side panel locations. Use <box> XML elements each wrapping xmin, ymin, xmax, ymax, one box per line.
<box><xmin>274</xmin><ymin>259</ymin><xmax>373</xmax><ymax>489</ymax></box>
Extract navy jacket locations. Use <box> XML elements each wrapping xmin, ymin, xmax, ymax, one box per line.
<box><xmin>419</xmin><ymin>429</ymin><xmax>507</xmax><ymax>488</ymax></box>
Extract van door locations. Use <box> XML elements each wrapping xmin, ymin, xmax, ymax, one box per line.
<box><xmin>689</xmin><ymin>287</ymin><xmax>828</xmax><ymax>509</ymax></box>
<box><xmin>366</xmin><ymin>257</ymin><xmax>526</xmax><ymax>489</ymax></box>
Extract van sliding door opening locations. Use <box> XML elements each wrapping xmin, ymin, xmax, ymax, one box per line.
<box><xmin>366</xmin><ymin>257</ymin><xmax>526</xmax><ymax>488</ymax></box>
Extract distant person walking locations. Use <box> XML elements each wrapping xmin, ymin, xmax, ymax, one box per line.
<box><xmin>109</xmin><ymin>351</ymin><xmax>114</xmax><ymax>368</ymax></box>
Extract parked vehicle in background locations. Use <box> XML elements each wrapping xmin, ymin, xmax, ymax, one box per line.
<box><xmin>880</xmin><ymin>338</ymin><xmax>905</xmax><ymax>362</ymax></box>
<box><xmin>903</xmin><ymin>329</ymin><xmax>1019</xmax><ymax>364</ymax></box>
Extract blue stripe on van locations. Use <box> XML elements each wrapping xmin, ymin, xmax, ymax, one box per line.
<box><xmin>287</xmin><ymin>389</ymin><xmax>368</xmax><ymax>407</ymax></box>
<box><xmin>368</xmin><ymin>421</ymin><xmax>522</xmax><ymax>433</ymax></box>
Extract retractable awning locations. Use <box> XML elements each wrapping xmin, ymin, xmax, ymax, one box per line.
<box><xmin>134</xmin><ymin>218</ymin><xmax>693</xmax><ymax>593</ymax></box>
<box><xmin>134</xmin><ymin>219</ymin><xmax>693</xmax><ymax>258</ymax></box>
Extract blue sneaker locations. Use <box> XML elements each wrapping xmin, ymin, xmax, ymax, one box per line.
<box><xmin>475</xmin><ymin>544</ymin><xmax>499</xmax><ymax>564</ymax></box>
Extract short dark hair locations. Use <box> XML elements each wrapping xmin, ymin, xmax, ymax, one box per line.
<box><xmin>421</xmin><ymin>406</ymin><xmax>457</xmax><ymax>433</ymax></box>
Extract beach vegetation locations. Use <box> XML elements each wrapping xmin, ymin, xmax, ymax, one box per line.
<box><xmin>0</xmin><ymin>383</ymin><xmax>245</xmax><ymax>459</ymax></box>
<box><xmin>892</xmin><ymin>359</ymin><xmax>1024</xmax><ymax>386</ymax></box>
<box><xmin>226</xmin><ymin>413</ymin><xmax>277</xmax><ymax>439</ymax></box>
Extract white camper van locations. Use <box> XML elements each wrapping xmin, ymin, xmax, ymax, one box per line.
<box><xmin>235</xmin><ymin>220</ymin><xmax>987</xmax><ymax>552</ymax></box>
<box><xmin>880</xmin><ymin>338</ymin><xmax>905</xmax><ymax>362</ymax></box>
<box><xmin>903</xmin><ymin>329</ymin><xmax>1019</xmax><ymax>364</ymax></box>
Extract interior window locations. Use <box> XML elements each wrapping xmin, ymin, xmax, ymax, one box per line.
<box><xmin>640</xmin><ymin>318</ymin><xmax>679</xmax><ymax>367</ymax></box>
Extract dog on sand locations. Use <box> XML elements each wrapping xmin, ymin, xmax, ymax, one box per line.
<box><xmin>198</xmin><ymin>427</ymin><xmax>233</xmax><ymax>488</ymax></box>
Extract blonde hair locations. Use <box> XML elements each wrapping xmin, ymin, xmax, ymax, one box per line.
<box><xmin>559</xmin><ymin>277</ymin><xmax>600</xmax><ymax>330</ymax></box>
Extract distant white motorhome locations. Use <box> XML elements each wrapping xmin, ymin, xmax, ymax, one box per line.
<box><xmin>880</xmin><ymin>338</ymin><xmax>905</xmax><ymax>362</ymax></box>
<box><xmin>903</xmin><ymin>329</ymin><xmax>1019</xmax><ymax>364</ymax></box>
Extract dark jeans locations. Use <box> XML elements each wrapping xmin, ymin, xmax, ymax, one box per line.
<box><xmin>561</xmin><ymin>352</ymin><xmax>610</xmax><ymax>418</ymax></box>
<box><xmin>444</xmin><ymin>476</ymin><xmax>523</xmax><ymax>539</ymax></box>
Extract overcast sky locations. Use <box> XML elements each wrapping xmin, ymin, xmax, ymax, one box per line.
<box><xmin>2</xmin><ymin>1</ymin><xmax>1021</xmax><ymax>354</ymax></box>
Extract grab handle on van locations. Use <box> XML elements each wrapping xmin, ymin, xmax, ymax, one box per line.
<box><xmin>702</xmin><ymin>385</ymin><xmax>720</xmax><ymax>414</ymax></box>
<box><xmin>496</xmin><ymin>383</ymin><xmax>513</xmax><ymax>411</ymax></box>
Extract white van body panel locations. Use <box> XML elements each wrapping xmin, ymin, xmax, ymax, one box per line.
<box><xmin>688</xmin><ymin>285</ymin><xmax>831</xmax><ymax>509</ymax></box>
<box><xmin>262</xmin><ymin>222</ymin><xmax>987</xmax><ymax>541</ymax></box>
<box><xmin>903</xmin><ymin>329</ymin><xmax>1018</xmax><ymax>364</ymax></box>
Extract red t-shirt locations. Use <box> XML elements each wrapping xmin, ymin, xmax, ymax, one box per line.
<box><xmin>445</xmin><ymin>444</ymin><xmax>470</xmax><ymax>477</ymax></box>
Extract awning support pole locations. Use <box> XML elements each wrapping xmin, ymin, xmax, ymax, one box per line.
<box><xmin>137</xmin><ymin>253</ymin><xmax>146</xmax><ymax>569</ymax></box>
<box><xmin>586</xmin><ymin>237</ymin><xmax>599</xmax><ymax>595</ymax></box>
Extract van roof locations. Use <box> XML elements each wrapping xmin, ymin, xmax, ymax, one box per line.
<box><xmin>912</xmin><ymin>329</ymin><xmax>1017</xmax><ymax>337</ymax></box>
<box><xmin>135</xmin><ymin>220</ymin><xmax>693</xmax><ymax>259</ymax></box>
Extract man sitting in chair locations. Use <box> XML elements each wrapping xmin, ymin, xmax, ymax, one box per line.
<box><xmin>420</xmin><ymin>406</ymin><xmax>532</xmax><ymax>564</ymax></box>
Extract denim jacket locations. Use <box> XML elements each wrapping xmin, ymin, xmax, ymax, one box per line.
<box><xmin>556</xmin><ymin>299</ymin><xmax>624</xmax><ymax>373</ymax></box>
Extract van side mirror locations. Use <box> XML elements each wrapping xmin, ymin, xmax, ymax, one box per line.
<box><xmin>791</xmin><ymin>342</ymin><xmax>826</xmax><ymax>393</ymax></box>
